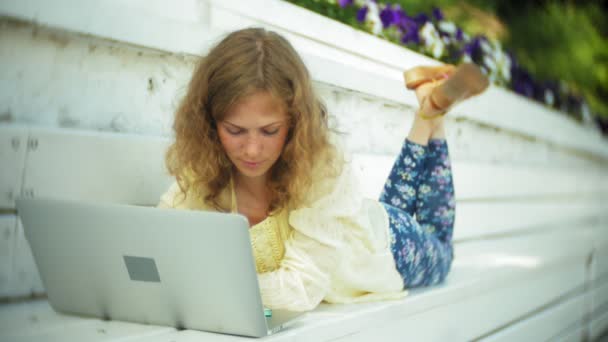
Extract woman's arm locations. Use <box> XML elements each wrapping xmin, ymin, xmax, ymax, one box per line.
<box><xmin>257</xmin><ymin>227</ymin><xmax>341</xmax><ymax>311</ymax></box>
<box><xmin>256</xmin><ymin>162</ymin><xmax>369</xmax><ymax>311</ymax></box>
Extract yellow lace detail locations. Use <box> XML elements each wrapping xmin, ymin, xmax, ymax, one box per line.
<box><xmin>230</xmin><ymin>178</ymin><xmax>291</xmax><ymax>273</ymax></box>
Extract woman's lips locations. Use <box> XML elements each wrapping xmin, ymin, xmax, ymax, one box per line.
<box><xmin>242</xmin><ymin>160</ymin><xmax>263</xmax><ymax>168</ymax></box>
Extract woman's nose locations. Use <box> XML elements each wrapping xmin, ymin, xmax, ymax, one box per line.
<box><xmin>243</xmin><ymin>135</ymin><xmax>263</xmax><ymax>158</ymax></box>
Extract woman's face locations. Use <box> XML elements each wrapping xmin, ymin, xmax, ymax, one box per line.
<box><xmin>217</xmin><ymin>91</ymin><xmax>290</xmax><ymax>182</ymax></box>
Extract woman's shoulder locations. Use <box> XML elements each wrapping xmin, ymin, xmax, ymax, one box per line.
<box><xmin>297</xmin><ymin>146</ymin><xmax>364</xmax><ymax>213</ymax></box>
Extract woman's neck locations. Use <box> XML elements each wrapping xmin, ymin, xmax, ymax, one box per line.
<box><xmin>234</xmin><ymin>173</ymin><xmax>270</xmax><ymax>202</ymax></box>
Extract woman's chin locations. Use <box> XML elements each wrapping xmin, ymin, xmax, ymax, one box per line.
<box><xmin>235</xmin><ymin>165</ymin><xmax>270</xmax><ymax>180</ymax></box>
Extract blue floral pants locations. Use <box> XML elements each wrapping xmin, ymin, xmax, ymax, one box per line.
<box><xmin>379</xmin><ymin>139</ymin><xmax>455</xmax><ymax>288</ymax></box>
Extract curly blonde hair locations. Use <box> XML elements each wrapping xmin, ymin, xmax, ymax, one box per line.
<box><xmin>165</xmin><ymin>28</ymin><xmax>340</xmax><ymax>211</ymax></box>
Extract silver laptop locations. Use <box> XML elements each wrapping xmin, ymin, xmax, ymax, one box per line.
<box><xmin>16</xmin><ymin>197</ymin><xmax>304</xmax><ymax>337</ymax></box>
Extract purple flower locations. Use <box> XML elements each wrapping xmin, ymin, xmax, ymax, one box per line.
<box><xmin>380</xmin><ymin>5</ymin><xmax>394</xmax><ymax>28</ymax></box>
<box><xmin>393</xmin><ymin>6</ymin><xmax>407</xmax><ymax>23</ymax></box>
<box><xmin>414</xmin><ymin>13</ymin><xmax>429</xmax><ymax>26</ymax></box>
<box><xmin>401</xmin><ymin>27</ymin><xmax>420</xmax><ymax>44</ymax></box>
<box><xmin>432</xmin><ymin>7</ymin><xmax>444</xmax><ymax>21</ymax></box>
<box><xmin>356</xmin><ymin>6</ymin><xmax>368</xmax><ymax>23</ymax></box>
<box><xmin>395</xmin><ymin>12</ymin><xmax>420</xmax><ymax>44</ymax></box>
<box><xmin>455</xmin><ymin>28</ymin><xmax>463</xmax><ymax>41</ymax></box>
<box><xmin>380</xmin><ymin>5</ymin><xmax>393</xmax><ymax>28</ymax></box>
<box><xmin>338</xmin><ymin>0</ymin><xmax>353</xmax><ymax>8</ymax></box>
<box><xmin>463</xmin><ymin>36</ymin><xmax>485</xmax><ymax>64</ymax></box>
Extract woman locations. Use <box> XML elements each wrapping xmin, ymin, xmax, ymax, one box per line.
<box><xmin>158</xmin><ymin>28</ymin><xmax>488</xmax><ymax>311</ymax></box>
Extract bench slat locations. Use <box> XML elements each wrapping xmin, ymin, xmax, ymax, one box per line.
<box><xmin>0</xmin><ymin>125</ymin><xmax>28</xmax><ymax>209</ymax></box>
<box><xmin>0</xmin><ymin>215</ymin><xmax>17</xmax><ymax>297</ymax></box>
<box><xmin>479</xmin><ymin>292</ymin><xmax>586</xmax><ymax>342</ymax></box>
<box><xmin>590</xmin><ymin>308</ymin><xmax>608</xmax><ymax>341</ymax></box>
<box><xmin>0</xmin><ymin>299</ymin><xmax>176</xmax><ymax>342</ymax></box>
<box><xmin>591</xmin><ymin>278</ymin><xmax>608</xmax><ymax>319</ymax></box>
<box><xmin>351</xmin><ymin>154</ymin><xmax>607</xmax><ymax>201</ymax></box>
<box><xmin>455</xmin><ymin>199</ymin><xmax>603</xmax><ymax>240</ymax></box>
<box><xmin>22</xmin><ymin>128</ymin><xmax>173</xmax><ymax>206</ymax></box>
<box><xmin>554</xmin><ymin>324</ymin><xmax>585</xmax><ymax>342</ymax></box>
<box><xmin>312</xmin><ymin>263</ymin><xmax>585</xmax><ymax>341</ymax></box>
<box><xmin>11</xmin><ymin>220</ymin><xmax>44</xmax><ymax>298</ymax></box>
<box><xmin>593</xmin><ymin>235</ymin><xmax>608</xmax><ymax>281</ymax></box>
<box><xmin>0</xmin><ymin>226</ymin><xmax>594</xmax><ymax>341</ymax></box>
<box><xmin>7</xmin><ymin>128</ymin><xmax>605</xmax><ymax>210</ymax></box>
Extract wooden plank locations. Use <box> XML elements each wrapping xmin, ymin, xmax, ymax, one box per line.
<box><xmin>479</xmin><ymin>292</ymin><xmax>586</xmax><ymax>342</ymax></box>
<box><xmin>0</xmin><ymin>125</ymin><xmax>28</xmax><ymax>209</ymax></box>
<box><xmin>10</xmin><ymin>219</ymin><xmax>44</xmax><ymax>297</ymax></box>
<box><xmin>22</xmin><ymin>128</ymin><xmax>173</xmax><ymax>206</ymax></box>
<box><xmin>2</xmin><ymin>22</ymin><xmax>606</xmax><ymax>167</ymax></box>
<box><xmin>279</xmin><ymin>230</ymin><xmax>592</xmax><ymax>341</ymax></box>
<box><xmin>0</xmin><ymin>299</ymin><xmax>176</xmax><ymax>342</ymax></box>
<box><xmin>591</xmin><ymin>279</ymin><xmax>608</xmax><ymax>318</ymax></box>
<box><xmin>128</xmin><ymin>329</ymin><xmax>268</xmax><ymax>342</ymax></box>
<box><xmin>350</xmin><ymin>154</ymin><xmax>607</xmax><ymax>201</ymax></box>
<box><xmin>590</xmin><ymin>308</ymin><xmax>608</xmax><ymax>341</ymax></box>
<box><xmin>306</xmin><ymin>262</ymin><xmax>586</xmax><ymax>341</ymax></box>
<box><xmin>0</xmin><ymin>215</ymin><xmax>17</xmax><ymax>297</ymax></box>
<box><xmin>0</xmin><ymin>223</ymin><xmax>591</xmax><ymax>341</ymax></box>
<box><xmin>593</xmin><ymin>235</ymin><xmax>608</xmax><ymax>281</ymax></box>
<box><xmin>14</xmin><ymin>127</ymin><xmax>604</xmax><ymax>241</ymax></box>
<box><xmin>15</xmin><ymin>130</ymin><xmax>607</xmax><ymax>207</ymax></box>
<box><xmin>455</xmin><ymin>200</ymin><xmax>604</xmax><ymax>241</ymax></box>
<box><xmin>0</xmin><ymin>299</ymin><xmax>98</xmax><ymax>338</ymax></box>
<box><xmin>554</xmin><ymin>324</ymin><xmax>585</xmax><ymax>342</ymax></box>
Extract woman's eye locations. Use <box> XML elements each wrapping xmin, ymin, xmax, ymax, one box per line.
<box><xmin>262</xmin><ymin>129</ymin><xmax>279</xmax><ymax>136</ymax></box>
<box><xmin>226</xmin><ymin>128</ymin><xmax>244</xmax><ymax>135</ymax></box>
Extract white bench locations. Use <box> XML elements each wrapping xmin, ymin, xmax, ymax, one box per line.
<box><xmin>1</xmin><ymin>125</ymin><xmax>607</xmax><ymax>341</ymax></box>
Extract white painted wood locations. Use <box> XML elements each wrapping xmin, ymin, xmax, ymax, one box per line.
<box><xmin>0</xmin><ymin>0</ymin><xmax>212</xmax><ymax>57</ymax></box>
<box><xmin>350</xmin><ymin>153</ymin><xmax>608</xmax><ymax>201</ymax></box>
<box><xmin>0</xmin><ymin>224</ymin><xmax>593</xmax><ymax>341</ymax></box>
<box><xmin>591</xmin><ymin>279</ymin><xmax>608</xmax><ymax>318</ymax></box>
<box><xmin>21</xmin><ymin>127</ymin><xmax>173</xmax><ymax>206</ymax></box>
<box><xmin>0</xmin><ymin>21</ymin><xmax>194</xmax><ymax>137</ymax></box>
<box><xmin>128</xmin><ymin>329</ymin><xmax>258</xmax><ymax>341</ymax></box>
<box><xmin>10</xmin><ymin>219</ymin><xmax>44</xmax><ymax>297</ymax></box>
<box><xmin>0</xmin><ymin>299</ymin><xmax>99</xmax><ymax>338</ymax></box>
<box><xmin>0</xmin><ymin>215</ymin><xmax>17</xmax><ymax>297</ymax></box>
<box><xmin>0</xmin><ymin>125</ymin><xmax>28</xmax><ymax>208</ymax></box>
<box><xmin>593</xmin><ymin>236</ymin><xmax>608</xmax><ymax>281</ymax></box>
<box><xmin>455</xmin><ymin>200</ymin><xmax>604</xmax><ymax>241</ymax></box>
<box><xmin>0</xmin><ymin>266</ymin><xmax>587</xmax><ymax>342</ymax></box>
<box><xmin>479</xmin><ymin>292</ymin><xmax>586</xmax><ymax>342</ymax></box>
<box><xmin>590</xmin><ymin>308</ymin><xmax>608</xmax><ymax>341</ymax></box>
<box><xmin>0</xmin><ymin>299</ymin><xmax>176</xmax><ymax>342</ymax></box>
<box><xmin>314</xmin><ymin>263</ymin><xmax>585</xmax><ymax>341</ymax></box>
<box><xmin>0</xmin><ymin>0</ymin><xmax>606</xmax><ymax>159</ymax></box>
<box><xmin>2</xmin><ymin>20</ymin><xmax>607</xmax><ymax>171</ymax></box>
<box><xmin>10</xmin><ymin>126</ymin><xmax>603</xmax><ymax>241</ymax></box>
<box><xmin>554</xmin><ymin>324</ymin><xmax>585</xmax><ymax>342</ymax></box>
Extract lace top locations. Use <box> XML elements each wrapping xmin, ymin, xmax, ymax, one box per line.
<box><xmin>228</xmin><ymin>180</ymin><xmax>291</xmax><ymax>274</ymax></box>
